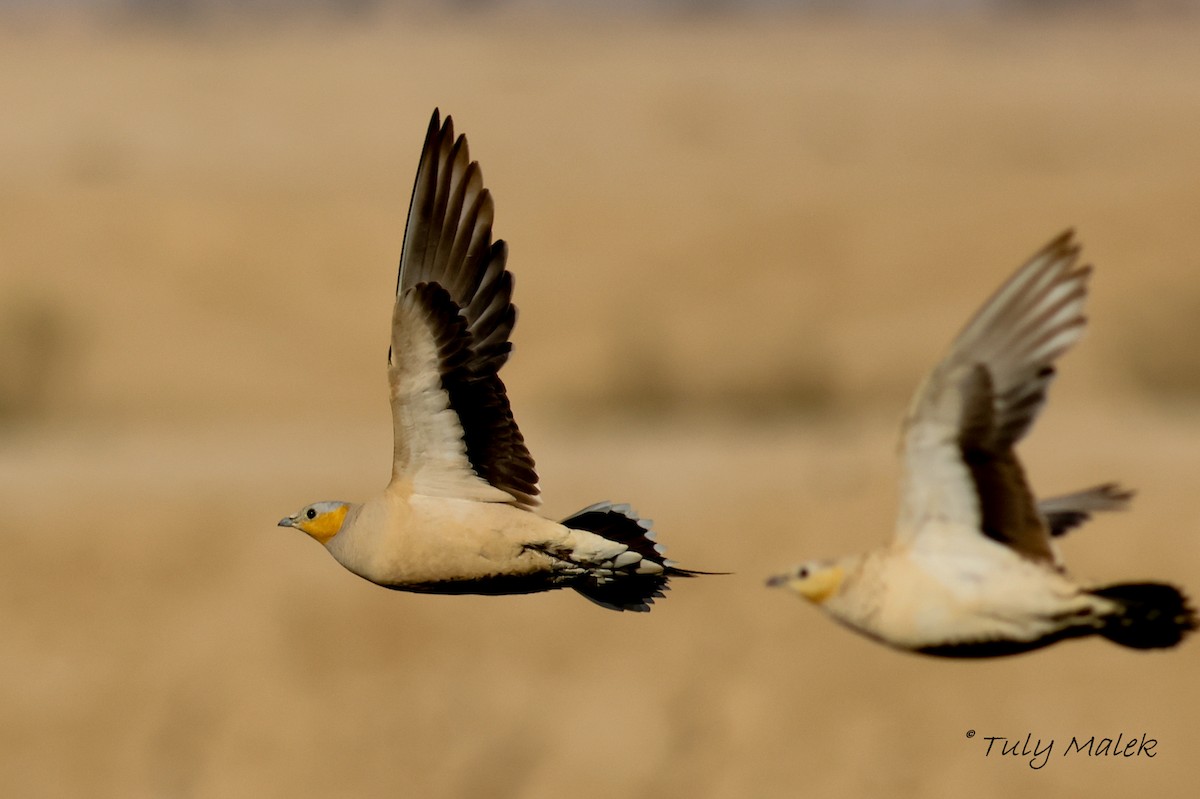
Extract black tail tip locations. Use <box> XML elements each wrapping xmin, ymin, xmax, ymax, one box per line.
<box><xmin>561</xmin><ymin>501</ymin><xmax>723</xmax><ymax>612</ymax></box>
<box><xmin>1093</xmin><ymin>582</ymin><xmax>1197</xmax><ymax>650</ymax></box>
<box><xmin>574</xmin><ymin>577</ymin><xmax>670</xmax><ymax>613</ymax></box>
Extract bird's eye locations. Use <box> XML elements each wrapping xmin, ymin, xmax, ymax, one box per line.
<box><xmin>306</xmin><ymin>508</ymin><xmax>317</xmax><ymax>520</ymax></box>
<box><xmin>797</xmin><ymin>567</ymin><xmax>809</xmax><ymax>579</ymax></box>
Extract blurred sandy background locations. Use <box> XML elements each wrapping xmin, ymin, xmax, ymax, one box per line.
<box><xmin>3</xmin><ymin>2</ymin><xmax>1200</xmax><ymax>797</ymax></box>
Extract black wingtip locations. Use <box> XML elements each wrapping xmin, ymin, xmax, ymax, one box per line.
<box><xmin>424</xmin><ymin>108</ymin><xmax>448</xmax><ymax>150</ymax></box>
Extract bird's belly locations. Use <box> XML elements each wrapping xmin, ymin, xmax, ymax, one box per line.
<box><xmin>333</xmin><ymin>496</ymin><xmax>563</xmax><ymax>589</ymax></box>
<box><xmin>871</xmin><ymin>551</ymin><xmax>1079</xmax><ymax>648</ymax></box>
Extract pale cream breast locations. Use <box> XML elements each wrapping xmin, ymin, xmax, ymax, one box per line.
<box><xmin>326</xmin><ymin>490</ymin><xmax>565</xmax><ymax>588</ymax></box>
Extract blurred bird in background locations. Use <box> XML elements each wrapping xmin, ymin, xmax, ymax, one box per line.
<box><xmin>769</xmin><ymin>232</ymin><xmax>1196</xmax><ymax>656</ymax></box>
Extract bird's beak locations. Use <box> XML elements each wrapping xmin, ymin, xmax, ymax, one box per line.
<box><xmin>765</xmin><ymin>573</ymin><xmax>792</xmax><ymax>588</ymax></box>
<box><xmin>278</xmin><ymin>517</ymin><xmax>295</xmax><ymax>528</ymax></box>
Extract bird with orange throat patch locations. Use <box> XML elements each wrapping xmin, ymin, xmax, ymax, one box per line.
<box><xmin>279</xmin><ymin>110</ymin><xmax>715</xmax><ymax>611</ymax></box>
<box><xmin>768</xmin><ymin>232</ymin><xmax>1195</xmax><ymax>656</ymax></box>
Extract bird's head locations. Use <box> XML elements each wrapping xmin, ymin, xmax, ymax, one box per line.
<box><xmin>278</xmin><ymin>501</ymin><xmax>351</xmax><ymax>544</ymax></box>
<box><xmin>766</xmin><ymin>559</ymin><xmax>846</xmax><ymax>605</ymax></box>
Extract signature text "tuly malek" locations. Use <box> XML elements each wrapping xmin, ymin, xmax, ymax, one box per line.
<box><xmin>978</xmin><ymin>732</ymin><xmax>1157</xmax><ymax>770</ymax></box>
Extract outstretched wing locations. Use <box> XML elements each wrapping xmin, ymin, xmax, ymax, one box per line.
<box><xmin>387</xmin><ymin>110</ymin><xmax>538</xmax><ymax>508</ymax></box>
<box><xmin>1038</xmin><ymin>483</ymin><xmax>1133</xmax><ymax>538</ymax></box>
<box><xmin>895</xmin><ymin>231</ymin><xmax>1090</xmax><ymax>563</ymax></box>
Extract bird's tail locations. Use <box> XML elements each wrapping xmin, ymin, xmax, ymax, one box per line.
<box><xmin>1090</xmin><ymin>582</ymin><xmax>1196</xmax><ymax>649</ymax></box>
<box><xmin>560</xmin><ymin>502</ymin><xmax>711</xmax><ymax>613</ymax></box>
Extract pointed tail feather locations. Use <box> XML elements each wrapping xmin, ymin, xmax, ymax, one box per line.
<box><xmin>560</xmin><ymin>502</ymin><xmax>716</xmax><ymax>612</ymax></box>
<box><xmin>1091</xmin><ymin>582</ymin><xmax>1196</xmax><ymax>649</ymax></box>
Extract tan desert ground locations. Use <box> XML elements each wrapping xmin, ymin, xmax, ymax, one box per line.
<box><xmin>2</xmin><ymin>6</ymin><xmax>1199</xmax><ymax>797</ymax></box>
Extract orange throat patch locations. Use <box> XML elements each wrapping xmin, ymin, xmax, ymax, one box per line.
<box><xmin>302</xmin><ymin>504</ymin><xmax>349</xmax><ymax>545</ymax></box>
